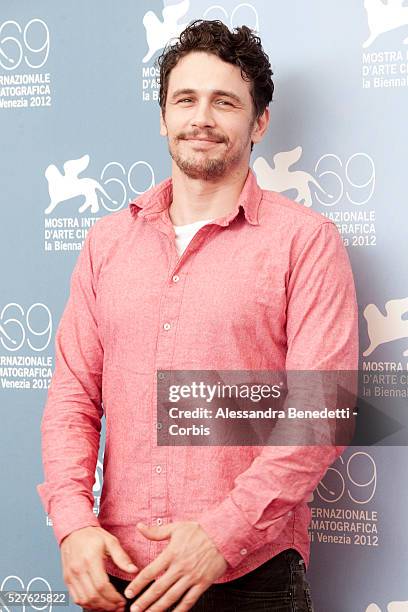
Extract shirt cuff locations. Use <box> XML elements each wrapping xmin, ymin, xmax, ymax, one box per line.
<box><xmin>196</xmin><ymin>496</ymin><xmax>266</xmax><ymax>569</ymax></box>
<box><xmin>37</xmin><ymin>483</ymin><xmax>101</xmax><ymax>546</ymax></box>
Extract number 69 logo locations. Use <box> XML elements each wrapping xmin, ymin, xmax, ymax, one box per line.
<box><xmin>317</xmin><ymin>451</ymin><xmax>376</xmax><ymax>504</ymax></box>
<box><xmin>0</xmin><ymin>19</ymin><xmax>49</xmax><ymax>70</ymax></box>
<box><xmin>0</xmin><ymin>303</ymin><xmax>52</xmax><ymax>352</ymax></box>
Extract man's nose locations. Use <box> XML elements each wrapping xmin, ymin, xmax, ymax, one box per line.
<box><xmin>190</xmin><ymin>101</ymin><xmax>216</xmax><ymax>128</ymax></box>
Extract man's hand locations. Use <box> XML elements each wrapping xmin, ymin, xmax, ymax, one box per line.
<box><xmin>60</xmin><ymin>525</ymin><xmax>138</xmax><ymax>611</ymax></box>
<box><xmin>125</xmin><ymin>520</ymin><xmax>228</xmax><ymax>612</ymax></box>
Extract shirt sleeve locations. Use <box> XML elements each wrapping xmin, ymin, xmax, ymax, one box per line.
<box><xmin>196</xmin><ymin>221</ymin><xmax>359</xmax><ymax>568</ymax></box>
<box><xmin>36</xmin><ymin>223</ymin><xmax>103</xmax><ymax>546</ymax></box>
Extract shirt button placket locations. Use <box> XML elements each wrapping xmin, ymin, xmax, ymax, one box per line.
<box><xmin>150</xmin><ymin>260</ymin><xmax>187</xmax><ymax>562</ymax></box>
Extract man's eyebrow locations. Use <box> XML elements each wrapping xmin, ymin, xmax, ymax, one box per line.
<box><xmin>169</xmin><ymin>88</ymin><xmax>243</xmax><ymax>103</ymax></box>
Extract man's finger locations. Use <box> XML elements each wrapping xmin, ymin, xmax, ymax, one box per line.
<box><xmin>86</xmin><ymin>559</ymin><xmax>127</xmax><ymax>609</ymax></box>
<box><xmin>129</xmin><ymin>574</ymin><xmax>192</xmax><ymax>612</ymax></box>
<box><xmin>74</xmin><ymin>571</ymin><xmax>117</xmax><ymax>610</ymax></box>
<box><xmin>72</xmin><ymin>567</ymin><xmax>122</xmax><ymax>611</ymax></box>
<box><xmin>137</xmin><ymin>522</ymin><xmax>173</xmax><ymax>541</ymax></box>
<box><xmin>69</xmin><ymin>575</ymin><xmax>93</xmax><ymax>605</ymax></box>
<box><xmin>172</xmin><ymin>584</ymin><xmax>205</xmax><ymax>612</ymax></box>
<box><xmin>67</xmin><ymin>583</ymin><xmax>81</xmax><ymax>608</ymax></box>
<box><xmin>105</xmin><ymin>537</ymin><xmax>138</xmax><ymax>573</ymax></box>
<box><xmin>124</xmin><ymin>550</ymin><xmax>171</xmax><ymax>598</ymax></box>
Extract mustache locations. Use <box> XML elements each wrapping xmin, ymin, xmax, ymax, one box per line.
<box><xmin>177</xmin><ymin>130</ymin><xmax>227</xmax><ymax>143</ymax></box>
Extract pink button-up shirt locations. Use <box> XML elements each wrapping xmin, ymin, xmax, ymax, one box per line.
<box><xmin>37</xmin><ymin>167</ymin><xmax>359</xmax><ymax>583</ymax></box>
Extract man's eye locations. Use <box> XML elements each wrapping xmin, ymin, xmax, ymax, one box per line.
<box><xmin>176</xmin><ymin>98</ymin><xmax>232</xmax><ymax>105</ymax></box>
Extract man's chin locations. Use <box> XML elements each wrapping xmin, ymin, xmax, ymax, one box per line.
<box><xmin>181</xmin><ymin>168</ymin><xmax>226</xmax><ymax>180</ymax></box>
<box><xmin>173</xmin><ymin>158</ymin><xmax>227</xmax><ymax>180</ymax></box>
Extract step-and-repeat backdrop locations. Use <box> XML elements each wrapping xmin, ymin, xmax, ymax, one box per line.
<box><xmin>1</xmin><ymin>1</ymin><xmax>407</xmax><ymax>611</ymax></box>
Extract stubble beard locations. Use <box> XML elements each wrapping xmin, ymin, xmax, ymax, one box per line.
<box><xmin>167</xmin><ymin>131</ymin><xmax>252</xmax><ymax>181</ymax></box>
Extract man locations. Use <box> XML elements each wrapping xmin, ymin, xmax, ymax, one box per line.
<box><xmin>37</xmin><ymin>19</ymin><xmax>358</xmax><ymax>612</ymax></box>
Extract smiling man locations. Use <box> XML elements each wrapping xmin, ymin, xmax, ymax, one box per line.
<box><xmin>37</xmin><ymin>19</ymin><xmax>358</xmax><ymax>612</ymax></box>
<box><xmin>162</xmin><ymin>67</ymin><xmax>258</xmax><ymax>184</ymax></box>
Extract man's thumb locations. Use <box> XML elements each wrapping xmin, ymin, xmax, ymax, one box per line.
<box><xmin>137</xmin><ymin>521</ymin><xmax>172</xmax><ymax>540</ymax></box>
<box><xmin>105</xmin><ymin>537</ymin><xmax>138</xmax><ymax>573</ymax></box>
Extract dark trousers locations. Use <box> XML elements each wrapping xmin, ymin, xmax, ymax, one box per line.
<box><xmin>83</xmin><ymin>548</ymin><xmax>314</xmax><ymax>611</ymax></box>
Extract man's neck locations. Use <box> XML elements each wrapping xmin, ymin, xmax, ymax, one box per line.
<box><xmin>168</xmin><ymin>163</ymin><xmax>249</xmax><ymax>226</ymax></box>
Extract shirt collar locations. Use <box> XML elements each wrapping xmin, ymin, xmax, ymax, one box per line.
<box><xmin>129</xmin><ymin>167</ymin><xmax>262</xmax><ymax>227</ymax></box>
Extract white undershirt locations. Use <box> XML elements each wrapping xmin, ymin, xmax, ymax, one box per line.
<box><xmin>173</xmin><ymin>218</ymin><xmax>216</xmax><ymax>257</ymax></box>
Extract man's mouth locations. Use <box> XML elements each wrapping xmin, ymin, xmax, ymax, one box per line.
<box><xmin>187</xmin><ymin>137</ymin><xmax>219</xmax><ymax>141</ymax></box>
<box><xmin>183</xmin><ymin>137</ymin><xmax>224</xmax><ymax>146</ymax></box>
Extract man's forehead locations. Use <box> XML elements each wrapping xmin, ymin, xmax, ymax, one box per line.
<box><xmin>168</xmin><ymin>52</ymin><xmax>251</xmax><ymax>96</ymax></box>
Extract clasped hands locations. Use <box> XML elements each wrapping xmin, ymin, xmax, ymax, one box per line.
<box><xmin>61</xmin><ymin>520</ymin><xmax>228</xmax><ymax>612</ymax></box>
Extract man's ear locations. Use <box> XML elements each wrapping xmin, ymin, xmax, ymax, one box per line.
<box><xmin>159</xmin><ymin>109</ymin><xmax>168</xmax><ymax>137</ymax></box>
<box><xmin>251</xmin><ymin>107</ymin><xmax>270</xmax><ymax>145</ymax></box>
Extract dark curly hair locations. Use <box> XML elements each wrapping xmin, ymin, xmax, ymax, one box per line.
<box><xmin>156</xmin><ymin>19</ymin><xmax>274</xmax><ymax>149</ymax></box>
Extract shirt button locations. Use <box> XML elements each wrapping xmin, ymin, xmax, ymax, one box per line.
<box><xmin>163</xmin><ymin>322</ymin><xmax>171</xmax><ymax>330</ymax></box>
<box><xmin>155</xmin><ymin>465</ymin><xmax>162</xmax><ymax>473</ymax></box>
<box><xmin>240</xmin><ymin>548</ymin><xmax>247</xmax><ymax>555</ymax></box>
<box><xmin>172</xmin><ymin>275</ymin><xmax>179</xmax><ymax>282</ymax></box>
<box><xmin>158</xmin><ymin>372</ymin><xmax>166</xmax><ymax>380</ymax></box>
<box><xmin>156</xmin><ymin>422</ymin><xmax>163</xmax><ymax>430</ymax></box>
<box><xmin>156</xmin><ymin>518</ymin><xmax>163</xmax><ymax>526</ymax></box>
<box><xmin>288</xmin><ymin>511</ymin><xmax>293</xmax><ymax>517</ymax></box>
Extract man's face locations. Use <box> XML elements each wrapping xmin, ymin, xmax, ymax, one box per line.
<box><xmin>160</xmin><ymin>51</ymin><xmax>269</xmax><ymax>180</ymax></box>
